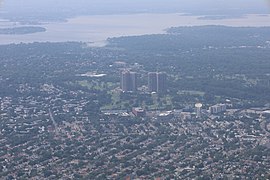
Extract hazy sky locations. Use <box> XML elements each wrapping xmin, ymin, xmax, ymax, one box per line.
<box><xmin>0</xmin><ymin>0</ymin><xmax>269</xmax><ymax>22</ymax></box>
<box><xmin>0</xmin><ymin>0</ymin><xmax>269</xmax><ymax>12</ymax></box>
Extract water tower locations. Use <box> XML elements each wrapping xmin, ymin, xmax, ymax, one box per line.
<box><xmin>195</xmin><ymin>103</ymin><xmax>203</xmax><ymax>118</ymax></box>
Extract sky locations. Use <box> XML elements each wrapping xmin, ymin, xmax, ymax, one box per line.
<box><xmin>0</xmin><ymin>0</ymin><xmax>269</xmax><ymax>22</ymax></box>
<box><xmin>0</xmin><ymin>0</ymin><xmax>269</xmax><ymax>13</ymax></box>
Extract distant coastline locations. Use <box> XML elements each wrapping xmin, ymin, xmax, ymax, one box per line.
<box><xmin>0</xmin><ymin>13</ymin><xmax>269</xmax><ymax>46</ymax></box>
<box><xmin>0</xmin><ymin>26</ymin><xmax>46</xmax><ymax>35</ymax></box>
<box><xmin>197</xmin><ymin>15</ymin><xmax>244</xmax><ymax>20</ymax></box>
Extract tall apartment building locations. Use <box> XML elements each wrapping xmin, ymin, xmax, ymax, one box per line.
<box><xmin>209</xmin><ymin>104</ymin><xmax>227</xmax><ymax>114</ymax></box>
<box><xmin>148</xmin><ymin>72</ymin><xmax>167</xmax><ymax>93</ymax></box>
<box><xmin>121</xmin><ymin>71</ymin><xmax>137</xmax><ymax>92</ymax></box>
<box><xmin>148</xmin><ymin>72</ymin><xmax>158</xmax><ymax>92</ymax></box>
<box><xmin>157</xmin><ymin>72</ymin><xmax>167</xmax><ymax>93</ymax></box>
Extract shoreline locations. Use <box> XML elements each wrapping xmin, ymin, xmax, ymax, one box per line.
<box><xmin>0</xmin><ymin>13</ymin><xmax>269</xmax><ymax>46</ymax></box>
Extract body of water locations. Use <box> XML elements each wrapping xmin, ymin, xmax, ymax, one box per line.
<box><xmin>0</xmin><ymin>13</ymin><xmax>270</xmax><ymax>46</ymax></box>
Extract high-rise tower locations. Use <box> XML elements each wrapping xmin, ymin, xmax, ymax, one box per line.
<box><xmin>148</xmin><ymin>72</ymin><xmax>167</xmax><ymax>93</ymax></box>
<box><xmin>121</xmin><ymin>71</ymin><xmax>137</xmax><ymax>92</ymax></box>
<box><xmin>157</xmin><ymin>72</ymin><xmax>167</xmax><ymax>93</ymax></box>
<box><xmin>148</xmin><ymin>72</ymin><xmax>158</xmax><ymax>92</ymax></box>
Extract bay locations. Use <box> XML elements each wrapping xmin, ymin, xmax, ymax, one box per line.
<box><xmin>0</xmin><ymin>13</ymin><xmax>269</xmax><ymax>46</ymax></box>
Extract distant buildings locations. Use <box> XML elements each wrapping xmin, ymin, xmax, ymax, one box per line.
<box><xmin>132</xmin><ymin>107</ymin><xmax>146</xmax><ymax>117</ymax></box>
<box><xmin>120</xmin><ymin>71</ymin><xmax>167</xmax><ymax>93</ymax></box>
<box><xmin>121</xmin><ymin>71</ymin><xmax>138</xmax><ymax>92</ymax></box>
<box><xmin>148</xmin><ymin>72</ymin><xmax>167</xmax><ymax>93</ymax></box>
<box><xmin>180</xmin><ymin>112</ymin><xmax>192</xmax><ymax>120</ymax></box>
<box><xmin>209</xmin><ymin>104</ymin><xmax>227</xmax><ymax>114</ymax></box>
<box><xmin>157</xmin><ymin>111</ymin><xmax>173</xmax><ymax>121</ymax></box>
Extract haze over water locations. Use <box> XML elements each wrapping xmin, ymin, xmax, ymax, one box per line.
<box><xmin>0</xmin><ymin>0</ymin><xmax>269</xmax><ymax>46</ymax></box>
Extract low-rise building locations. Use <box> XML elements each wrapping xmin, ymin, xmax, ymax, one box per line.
<box><xmin>132</xmin><ymin>107</ymin><xmax>146</xmax><ymax>117</ymax></box>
